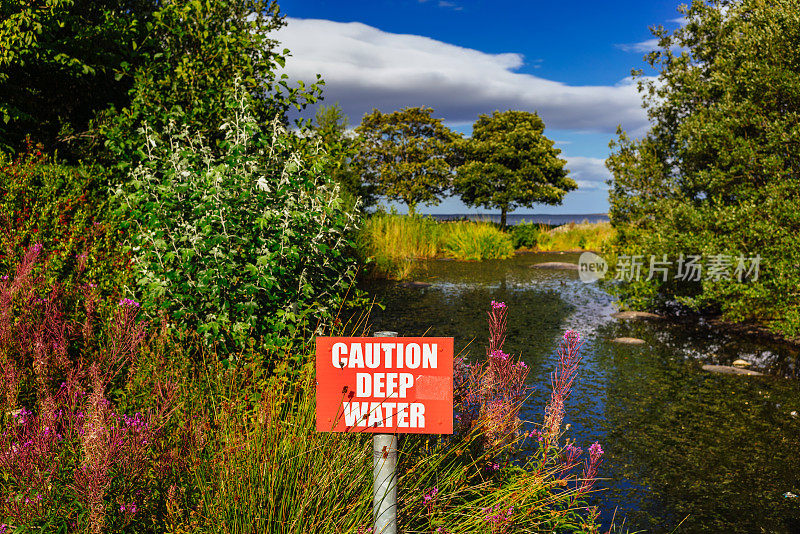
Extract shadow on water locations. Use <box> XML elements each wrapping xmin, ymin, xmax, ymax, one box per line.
<box><xmin>360</xmin><ymin>252</ymin><xmax>800</xmax><ymax>533</ymax></box>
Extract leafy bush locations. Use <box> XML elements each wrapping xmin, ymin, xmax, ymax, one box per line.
<box><xmin>0</xmin><ymin>146</ymin><xmax>130</xmax><ymax>300</ymax></box>
<box><xmin>117</xmin><ymin>83</ymin><xmax>359</xmax><ymax>353</ymax></box>
<box><xmin>510</xmin><ymin>221</ymin><xmax>543</xmax><ymax>249</ymax></box>
<box><xmin>606</xmin><ymin>0</ymin><xmax>800</xmax><ymax>337</ymax></box>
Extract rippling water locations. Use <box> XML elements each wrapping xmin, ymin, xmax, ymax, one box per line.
<box><xmin>361</xmin><ymin>252</ymin><xmax>800</xmax><ymax>533</ymax></box>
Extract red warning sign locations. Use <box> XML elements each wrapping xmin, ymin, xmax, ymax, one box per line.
<box><xmin>316</xmin><ymin>337</ymin><xmax>454</xmax><ymax>434</ymax></box>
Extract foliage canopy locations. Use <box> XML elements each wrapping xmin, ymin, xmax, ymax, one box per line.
<box><xmin>0</xmin><ymin>0</ymin><xmax>157</xmax><ymax>155</ymax></box>
<box><xmin>606</xmin><ymin>0</ymin><xmax>800</xmax><ymax>337</ymax></box>
<box><xmin>354</xmin><ymin>107</ymin><xmax>460</xmax><ymax>214</ymax></box>
<box><xmin>454</xmin><ymin>111</ymin><xmax>575</xmax><ymax>227</ymax></box>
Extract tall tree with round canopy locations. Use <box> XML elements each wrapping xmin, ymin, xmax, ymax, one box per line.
<box><xmin>454</xmin><ymin>110</ymin><xmax>575</xmax><ymax>227</ymax></box>
<box><xmin>354</xmin><ymin>106</ymin><xmax>460</xmax><ymax>215</ymax></box>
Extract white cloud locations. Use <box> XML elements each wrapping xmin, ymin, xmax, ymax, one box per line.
<box><xmin>615</xmin><ymin>38</ymin><xmax>661</xmax><ymax>53</ymax></box>
<box><xmin>437</xmin><ymin>1</ymin><xmax>462</xmax><ymax>10</ymax></box>
<box><xmin>565</xmin><ymin>156</ymin><xmax>611</xmax><ymax>191</ymax></box>
<box><xmin>616</xmin><ymin>16</ymin><xmax>687</xmax><ymax>54</ymax></box>
<box><xmin>275</xmin><ymin>18</ymin><xmax>647</xmax><ymax>133</ymax></box>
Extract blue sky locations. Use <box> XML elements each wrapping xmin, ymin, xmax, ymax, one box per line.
<box><xmin>275</xmin><ymin>0</ymin><xmax>685</xmax><ymax>214</ymax></box>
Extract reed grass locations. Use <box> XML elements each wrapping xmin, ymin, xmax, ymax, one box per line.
<box><xmin>356</xmin><ymin>214</ymin><xmax>513</xmax><ymax>279</ymax></box>
<box><xmin>194</xmin><ymin>369</ymin><xmax>374</xmax><ymax>534</ymax></box>
<box><xmin>442</xmin><ymin>222</ymin><xmax>514</xmax><ymax>262</ymax></box>
<box><xmin>514</xmin><ymin>221</ymin><xmax>615</xmax><ymax>252</ymax></box>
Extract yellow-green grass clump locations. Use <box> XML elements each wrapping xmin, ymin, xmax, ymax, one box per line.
<box><xmin>512</xmin><ymin>221</ymin><xmax>615</xmax><ymax>252</ymax></box>
<box><xmin>357</xmin><ymin>214</ymin><xmax>513</xmax><ymax>279</ymax></box>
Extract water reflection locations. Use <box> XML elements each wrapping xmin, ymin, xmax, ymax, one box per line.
<box><xmin>362</xmin><ymin>252</ymin><xmax>800</xmax><ymax>533</ymax></box>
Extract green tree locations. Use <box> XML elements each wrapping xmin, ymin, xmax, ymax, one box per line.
<box><xmin>606</xmin><ymin>0</ymin><xmax>800</xmax><ymax>336</ymax></box>
<box><xmin>453</xmin><ymin>110</ymin><xmax>575</xmax><ymax>227</ymax></box>
<box><xmin>313</xmin><ymin>103</ymin><xmax>375</xmax><ymax>208</ymax></box>
<box><xmin>0</xmin><ymin>0</ymin><xmax>157</xmax><ymax>155</ymax></box>
<box><xmin>104</xmin><ymin>0</ymin><xmax>322</xmax><ymax>165</ymax></box>
<box><xmin>353</xmin><ymin>106</ymin><xmax>459</xmax><ymax>215</ymax></box>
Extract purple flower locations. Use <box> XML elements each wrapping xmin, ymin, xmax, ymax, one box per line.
<box><xmin>588</xmin><ymin>441</ymin><xmax>604</xmax><ymax>459</ymax></box>
<box><xmin>489</xmin><ymin>349</ymin><xmax>509</xmax><ymax>361</ymax></box>
<box><xmin>490</xmin><ymin>300</ymin><xmax>507</xmax><ymax>310</ymax></box>
<box><xmin>118</xmin><ymin>298</ymin><xmax>140</xmax><ymax>308</ymax></box>
<box><xmin>563</xmin><ymin>329</ymin><xmax>580</xmax><ymax>341</ymax></box>
<box><xmin>422</xmin><ymin>486</ymin><xmax>438</xmax><ymax>503</ymax></box>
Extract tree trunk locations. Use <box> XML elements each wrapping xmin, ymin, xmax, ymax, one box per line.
<box><xmin>407</xmin><ymin>202</ymin><xmax>417</xmax><ymax>217</ymax></box>
<box><xmin>500</xmin><ymin>208</ymin><xmax>507</xmax><ymax>229</ymax></box>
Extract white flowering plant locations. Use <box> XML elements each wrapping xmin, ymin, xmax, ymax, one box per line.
<box><xmin>117</xmin><ymin>82</ymin><xmax>360</xmax><ymax>355</ymax></box>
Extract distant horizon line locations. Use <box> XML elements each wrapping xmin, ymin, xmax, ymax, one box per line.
<box><xmin>422</xmin><ymin>212</ymin><xmax>609</xmax><ymax>216</ymax></box>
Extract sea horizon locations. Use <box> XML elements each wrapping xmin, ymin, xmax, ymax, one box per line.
<box><xmin>427</xmin><ymin>213</ymin><xmax>609</xmax><ymax>226</ymax></box>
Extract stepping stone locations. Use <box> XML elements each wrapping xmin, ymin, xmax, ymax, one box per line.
<box><xmin>612</xmin><ymin>337</ymin><xmax>645</xmax><ymax>345</ymax></box>
<box><xmin>401</xmin><ymin>281</ymin><xmax>432</xmax><ymax>288</ymax></box>
<box><xmin>702</xmin><ymin>364</ymin><xmax>764</xmax><ymax>376</ymax></box>
<box><xmin>732</xmin><ymin>359</ymin><xmax>751</xmax><ymax>368</ymax></box>
<box><xmin>611</xmin><ymin>311</ymin><xmax>662</xmax><ymax>320</ymax></box>
<box><xmin>530</xmin><ymin>262</ymin><xmax>578</xmax><ymax>270</ymax></box>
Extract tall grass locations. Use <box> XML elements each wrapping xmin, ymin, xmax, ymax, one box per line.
<box><xmin>194</xmin><ymin>369</ymin><xmax>374</xmax><ymax>533</ymax></box>
<box><xmin>357</xmin><ymin>214</ymin><xmax>513</xmax><ymax>279</ymax></box>
<box><xmin>513</xmin><ymin>221</ymin><xmax>615</xmax><ymax>252</ymax></box>
<box><xmin>1</xmin><ymin>244</ymin><xmax>607</xmax><ymax>533</ymax></box>
<box><xmin>189</xmin><ymin>302</ymin><xmax>605</xmax><ymax>534</ymax></box>
<box><xmin>443</xmin><ymin>223</ymin><xmax>514</xmax><ymax>262</ymax></box>
<box><xmin>356</xmin><ymin>214</ymin><xmax>441</xmax><ymax>279</ymax></box>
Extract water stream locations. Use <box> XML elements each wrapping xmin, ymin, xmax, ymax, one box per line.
<box><xmin>361</xmin><ymin>252</ymin><xmax>800</xmax><ymax>533</ymax></box>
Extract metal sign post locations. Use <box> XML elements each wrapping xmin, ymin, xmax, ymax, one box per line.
<box><xmin>315</xmin><ymin>332</ymin><xmax>453</xmax><ymax>534</ymax></box>
<box><xmin>373</xmin><ymin>330</ymin><xmax>398</xmax><ymax>534</ymax></box>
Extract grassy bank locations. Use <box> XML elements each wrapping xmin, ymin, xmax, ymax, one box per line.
<box><xmin>512</xmin><ymin>221</ymin><xmax>615</xmax><ymax>252</ymax></box>
<box><xmin>357</xmin><ymin>213</ymin><xmax>514</xmax><ymax>278</ymax></box>
<box><xmin>357</xmin><ymin>214</ymin><xmax>615</xmax><ymax>279</ymax></box>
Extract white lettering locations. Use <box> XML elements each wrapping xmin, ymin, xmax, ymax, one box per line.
<box><xmin>382</xmin><ymin>344</ymin><xmax>395</xmax><ymax>369</ymax></box>
<box><xmin>410</xmin><ymin>403</ymin><xmax>425</xmax><ymax>428</ymax></box>
<box><xmin>356</xmin><ymin>373</ymin><xmax>371</xmax><ymax>397</ymax></box>
<box><xmin>373</xmin><ymin>373</ymin><xmax>385</xmax><ymax>397</ymax></box>
<box><xmin>423</xmin><ymin>344</ymin><xmax>437</xmax><ymax>368</ymax></box>
<box><xmin>383</xmin><ymin>402</ymin><xmax>396</xmax><ymax>426</ymax></box>
<box><xmin>396</xmin><ymin>402</ymin><xmax>409</xmax><ymax>427</ymax></box>
<box><xmin>385</xmin><ymin>373</ymin><xmax>398</xmax><ymax>397</ymax></box>
<box><xmin>367</xmin><ymin>402</ymin><xmax>383</xmax><ymax>427</ymax></box>
<box><xmin>349</xmin><ymin>344</ymin><xmax>364</xmax><ymax>368</ymax></box>
<box><xmin>405</xmin><ymin>343</ymin><xmax>421</xmax><ymax>369</ymax></box>
<box><xmin>332</xmin><ymin>342</ymin><xmax>347</xmax><ymax>368</ymax></box>
<box><xmin>399</xmin><ymin>373</ymin><xmax>413</xmax><ymax>398</ymax></box>
<box><xmin>343</xmin><ymin>402</ymin><xmax>369</xmax><ymax>427</ymax></box>
<box><xmin>365</xmin><ymin>343</ymin><xmax>380</xmax><ymax>369</ymax></box>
